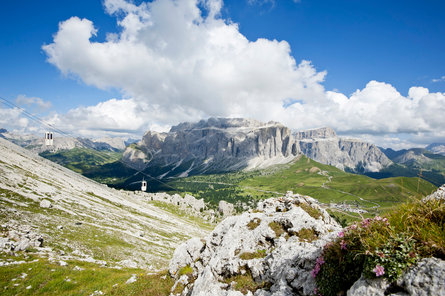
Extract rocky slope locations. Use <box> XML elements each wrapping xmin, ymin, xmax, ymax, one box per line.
<box><xmin>122</xmin><ymin>118</ymin><xmax>391</xmax><ymax>177</ymax></box>
<box><xmin>169</xmin><ymin>193</ymin><xmax>341</xmax><ymax>296</ymax></box>
<box><xmin>168</xmin><ymin>190</ymin><xmax>445</xmax><ymax>296</ymax></box>
<box><xmin>0</xmin><ymin>137</ymin><xmax>212</xmax><ymax>270</ymax></box>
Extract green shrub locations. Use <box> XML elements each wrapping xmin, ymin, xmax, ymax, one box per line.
<box><xmin>313</xmin><ymin>199</ymin><xmax>445</xmax><ymax>296</ymax></box>
<box><xmin>299</xmin><ymin>202</ymin><xmax>322</xmax><ymax>219</ymax></box>
<box><xmin>239</xmin><ymin>249</ymin><xmax>267</xmax><ymax>260</ymax></box>
<box><xmin>297</xmin><ymin>228</ymin><xmax>318</xmax><ymax>242</ymax></box>
<box><xmin>247</xmin><ymin>218</ymin><xmax>262</xmax><ymax>230</ymax></box>
<box><xmin>224</xmin><ymin>269</ymin><xmax>271</xmax><ymax>294</ymax></box>
<box><xmin>268</xmin><ymin>221</ymin><xmax>285</xmax><ymax>237</ymax></box>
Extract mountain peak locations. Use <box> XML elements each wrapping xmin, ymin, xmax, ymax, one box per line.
<box><xmin>294</xmin><ymin>127</ymin><xmax>337</xmax><ymax>140</ymax></box>
<box><xmin>169</xmin><ymin>117</ymin><xmax>278</xmax><ymax>133</ymax></box>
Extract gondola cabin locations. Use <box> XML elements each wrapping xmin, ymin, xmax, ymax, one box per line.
<box><xmin>44</xmin><ymin>132</ymin><xmax>53</xmax><ymax>146</ymax></box>
<box><xmin>141</xmin><ymin>180</ymin><xmax>147</xmax><ymax>192</ymax></box>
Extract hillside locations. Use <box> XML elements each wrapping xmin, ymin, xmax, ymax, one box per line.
<box><xmin>0</xmin><ymin>137</ymin><xmax>212</xmax><ymax>271</ymax></box>
<box><xmin>373</xmin><ymin>147</ymin><xmax>445</xmax><ymax>186</ymax></box>
<box><xmin>165</xmin><ymin>155</ymin><xmax>436</xmax><ymax>221</ymax></box>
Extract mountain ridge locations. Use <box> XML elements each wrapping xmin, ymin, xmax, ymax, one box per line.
<box><xmin>122</xmin><ymin>117</ymin><xmax>392</xmax><ymax>178</ymax></box>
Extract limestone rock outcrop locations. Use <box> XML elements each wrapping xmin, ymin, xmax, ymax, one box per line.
<box><xmin>423</xmin><ymin>184</ymin><xmax>445</xmax><ymax>201</ymax></box>
<box><xmin>168</xmin><ymin>193</ymin><xmax>341</xmax><ymax>296</ymax></box>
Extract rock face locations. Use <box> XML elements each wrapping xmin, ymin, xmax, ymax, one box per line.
<box><xmin>299</xmin><ymin>135</ymin><xmax>391</xmax><ymax>173</ymax></box>
<box><xmin>122</xmin><ymin>118</ymin><xmax>391</xmax><ymax>177</ymax></box>
<box><xmin>218</xmin><ymin>200</ymin><xmax>235</xmax><ymax>217</ymax></box>
<box><xmin>123</xmin><ymin>118</ymin><xmax>295</xmax><ymax>175</ymax></box>
<box><xmin>168</xmin><ymin>193</ymin><xmax>341</xmax><ymax>296</ymax></box>
<box><xmin>347</xmin><ymin>258</ymin><xmax>445</xmax><ymax>296</ymax></box>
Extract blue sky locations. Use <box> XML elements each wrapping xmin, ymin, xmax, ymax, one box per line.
<box><xmin>1</xmin><ymin>0</ymin><xmax>445</xmax><ymax>148</ymax></box>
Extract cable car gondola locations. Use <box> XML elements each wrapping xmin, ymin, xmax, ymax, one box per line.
<box><xmin>44</xmin><ymin>132</ymin><xmax>53</xmax><ymax>146</ymax></box>
<box><xmin>141</xmin><ymin>180</ymin><xmax>147</xmax><ymax>192</ymax></box>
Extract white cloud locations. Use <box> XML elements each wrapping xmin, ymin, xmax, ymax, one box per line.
<box><xmin>432</xmin><ymin>76</ymin><xmax>445</xmax><ymax>83</ymax></box>
<box><xmin>42</xmin><ymin>0</ymin><xmax>445</xmax><ymax>147</ymax></box>
<box><xmin>48</xmin><ymin>98</ymin><xmax>150</xmax><ymax>138</ymax></box>
<box><xmin>15</xmin><ymin>94</ymin><xmax>52</xmax><ymax>111</ymax></box>
<box><xmin>0</xmin><ymin>106</ymin><xmax>31</xmax><ymax>133</ymax></box>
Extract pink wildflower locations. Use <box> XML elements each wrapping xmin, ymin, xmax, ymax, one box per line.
<box><xmin>311</xmin><ymin>265</ymin><xmax>320</xmax><ymax>278</ymax></box>
<box><xmin>312</xmin><ymin>256</ymin><xmax>325</xmax><ymax>278</ymax></box>
<box><xmin>373</xmin><ymin>265</ymin><xmax>385</xmax><ymax>277</ymax></box>
<box><xmin>316</xmin><ymin>256</ymin><xmax>325</xmax><ymax>265</ymax></box>
<box><xmin>349</xmin><ymin>224</ymin><xmax>357</xmax><ymax>230</ymax></box>
<box><xmin>374</xmin><ymin>216</ymin><xmax>382</xmax><ymax>221</ymax></box>
<box><xmin>340</xmin><ymin>240</ymin><xmax>347</xmax><ymax>250</ymax></box>
<box><xmin>361</xmin><ymin>218</ymin><xmax>371</xmax><ymax>228</ymax></box>
<box><xmin>338</xmin><ymin>231</ymin><xmax>345</xmax><ymax>238</ymax></box>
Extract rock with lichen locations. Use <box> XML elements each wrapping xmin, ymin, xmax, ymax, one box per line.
<box><xmin>169</xmin><ymin>194</ymin><xmax>341</xmax><ymax>296</ymax></box>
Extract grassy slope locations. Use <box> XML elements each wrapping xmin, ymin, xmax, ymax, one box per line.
<box><xmin>39</xmin><ymin>148</ymin><xmax>122</xmax><ymax>174</ymax></box>
<box><xmin>166</xmin><ymin>156</ymin><xmax>437</xmax><ymax>215</ymax></box>
<box><xmin>0</xmin><ymin>254</ymin><xmax>173</xmax><ymax>296</ymax></box>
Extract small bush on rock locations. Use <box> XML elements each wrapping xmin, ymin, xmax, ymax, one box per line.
<box><xmin>268</xmin><ymin>221</ymin><xmax>285</xmax><ymax>237</ymax></box>
<box><xmin>299</xmin><ymin>202</ymin><xmax>322</xmax><ymax>219</ymax></box>
<box><xmin>313</xmin><ymin>199</ymin><xmax>445</xmax><ymax>296</ymax></box>
<box><xmin>239</xmin><ymin>249</ymin><xmax>267</xmax><ymax>260</ymax></box>
<box><xmin>224</xmin><ymin>269</ymin><xmax>271</xmax><ymax>294</ymax></box>
<box><xmin>247</xmin><ymin>218</ymin><xmax>262</xmax><ymax>230</ymax></box>
<box><xmin>297</xmin><ymin>227</ymin><xmax>318</xmax><ymax>242</ymax></box>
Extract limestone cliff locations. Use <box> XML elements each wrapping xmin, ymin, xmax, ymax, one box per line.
<box><xmin>122</xmin><ymin>118</ymin><xmax>391</xmax><ymax>177</ymax></box>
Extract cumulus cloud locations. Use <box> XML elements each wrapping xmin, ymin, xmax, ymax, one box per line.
<box><xmin>15</xmin><ymin>95</ymin><xmax>52</xmax><ymax>111</ymax></box>
<box><xmin>48</xmin><ymin>98</ymin><xmax>153</xmax><ymax>138</ymax></box>
<box><xmin>0</xmin><ymin>106</ymin><xmax>32</xmax><ymax>133</ymax></box>
<box><xmin>42</xmin><ymin>0</ymin><xmax>445</xmax><ymax>147</ymax></box>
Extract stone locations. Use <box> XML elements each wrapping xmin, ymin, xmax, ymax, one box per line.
<box><xmin>39</xmin><ymin>199</ymin><xmax>52</xmax><ymax>208</ymax></box>
<box><xmin>126</xmin><ymin>274</ymin><xmax>137</xmax><ymax>284</ymax></box>
<box><xmin>59</xmin><ymin>261</ymin><xmax>68</xmax><ymax>266</ymax></box>
<box><xmin>423</xmin><ymin>185</ymin><xmax>445</xmax><ymax>201</ymax></box>
<box><xmin>15</xmin><ymin>239</ymin><xmax>30</xmax><ymax>251</ymax></box>
<box><xmin>347</xmin><ymin>258</ymin><xmax>445</xmax><ymax>296</ymax></box>
<box><xmin>347</xmin><ymin>275</ymin><xmax>389</xmax><ymax>296</ymax></box>
<box><xmin>169</xmin><ymin>237</ymin><xmax>205</xmax><ymax>276</ymax></box>
<box><xmin>397</xmin><ymin>258</ymin><xmax>445</xmax><ymax>296</ymax></box>
<box><xmin>218</xmin><ymin>200</ymin><xmax>235</xmax><ymax>217</ymax></box>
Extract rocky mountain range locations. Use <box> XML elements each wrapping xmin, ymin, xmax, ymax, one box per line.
<box><xmin>0</xmin><ymin>128</ymin><xmax>126</xmax><ymax>152</ymax></box>
<box><xmin>426</xmin><ymin>143</ymin><xmax>445</xmax><ymax>156</ymax></box>
<box><xmin>122</xmin><ymin>118</ymin><xmax>392</xmax><ymax>178</ymax></box>
<box><xmin>376</xmin><ymin>147</ymin><xmax>445</xmax><ymax>186</ymax></box>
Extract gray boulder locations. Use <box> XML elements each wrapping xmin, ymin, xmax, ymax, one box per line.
<box><xmin>347</xmin><ymin>258</ymin><xmax>445</xmax><ymax>296</ymax></box>
<box><xmin>218</xmin><ymin>200</ymin><xmax>235</xmax><ymax>217</ymax></box>
<box><xmin>40</xmin><ymin>199</ymin><xmax>52</xmax><ymax>208</ymax></box>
